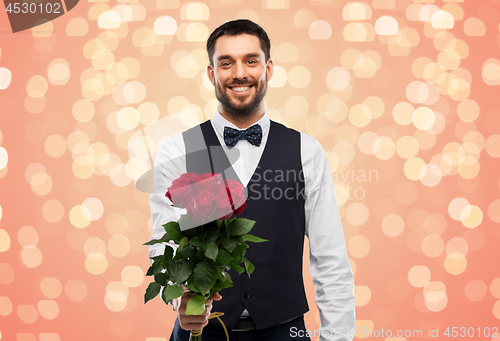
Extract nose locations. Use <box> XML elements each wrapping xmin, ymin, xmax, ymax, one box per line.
<box><xmin>232</xmin><ymin>61</ymin><xmax>247</xmax><ymax>80</ymax></box>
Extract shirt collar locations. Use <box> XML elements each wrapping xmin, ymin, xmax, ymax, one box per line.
<box><xmin>211</xmin><ymin>110</ymin><xmax>270</xmax><ymax>139</ymax></box>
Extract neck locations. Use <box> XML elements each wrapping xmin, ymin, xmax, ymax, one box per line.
<box><xmin>218</xmin><ymin>103</ymin><xmax>265</xmax><ymax>129</ymax></box>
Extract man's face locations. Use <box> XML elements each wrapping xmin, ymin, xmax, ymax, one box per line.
<box><xmin>207</xmin><ymin>34</ymin><xmax>273</xmax><ymax>118</ymax></box>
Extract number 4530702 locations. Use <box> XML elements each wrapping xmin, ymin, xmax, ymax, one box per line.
<box><xmin>5</xmin><ymin>2</ymin><xmax>62</xmax><ymax>14</ymax></box>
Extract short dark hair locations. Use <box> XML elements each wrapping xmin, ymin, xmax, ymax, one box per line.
<box><xmin>206</xmin><ymin>19</ymin><xmax>271</xmax><ymax>66</ymax></box>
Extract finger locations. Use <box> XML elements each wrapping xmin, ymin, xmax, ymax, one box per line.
<box><xmin>211</xmin><ymin>292</ymin><xmax>222</xmax><ymax>301</ymax></box>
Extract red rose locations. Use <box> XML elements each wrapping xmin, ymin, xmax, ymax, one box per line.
<box><xmin>226</xmin><ymin>179</ymin><xmax>246</xmax><ymax>215</ymax></box>
<box><xmin>214</xmin><ymin>191</ymin><xmax>233</xmax><ymax>220</ymax></box>
<box><xmin>187</xmin><ymin>189</ymin><xmax>218</xmax><ymax>225</ymax></box>
<box><xmin>165</xmin><ymin>172</ymin><xmax>198</xmax><ymax>207</ymax></box>
<box><xmin>194</xmin><ymin>173</ymin><xmax>223</xmax><ymax>192</ymax></box>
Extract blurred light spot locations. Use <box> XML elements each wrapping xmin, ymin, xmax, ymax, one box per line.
<box><xmin>334</xmin><ymin>124</ymin><xmax>358</xmax><ymax>145</ymax></box>
<box><xmin>0</xmin><ymin>229</ymin><xmax>10</xmax><ymax>252</ymax></box>
<box><xmin>17</xmin><ymin>226</ymin><xmax>38</xmax><ymax>247</ymax></box>
<box><xmin>235</xmin><ymin>9</ymin><xmax>259</xmax><ymax>23</ymax></box>
<box><xmin>37</xmin><ymin>300</ymin><xmax>59</xmax><ymax>320</ymax></box>
<box><xmin>460</xmin><ymin>205</ymin><xmax>482</xmax><ymax>228</ymax></box>
<box><xmin>373</xmin><ymin>136</ymin><xmax>396</xmax><ymax>160</ymax></box>
<box><xmin>412</xmin><ymin>107</ymin><xmax>435</xmax><ymax>130</ymax></box>
<box><xmin>354</xmin><ymin>286</ymin><xmax>371</xmax><ymax>306</ymax></box>
<box><xmin>358</xmin><ymin>131</ymin><xmax>379</xmax><ymax>155</ymax></box>
<box><xmin>424</xmin><ymin>282</ymin><xmax>447</xmax><ymax>312</ymax></box>
<box><xmin>375</xmin><ymin>16</ymin><xmax>398</xmax><ymax>35</ymax></box>
<box><xmin>448</xmin><ymin>197</ymin><xmax>470</xmax><ymax>221</ymax></box>
<box><xmin>285</xmin><ymin>95</ymin><xmax>308</xmax><ymax>118</ymax></box>
<box><xmin>396</xmin><ymin>136</ymin><xmax>419</xmax><ymax>159</ymax></box>
<box><xmin>108</xmin><ymin>235</ymin><xmax>131</xmax><ymax>257</ymax></box>
<box><xmin>464</xmin><ymin>281</ymin><xmax>486</xmax><ymax>302</ymax></box>
<box><xmin>17</xmin><ymin>305</ymin><xmax>38</xmax><ymax>324</ymax></box>
<box><xmin>446</xmin><ymin>237</ymin><xmax>468</xmax><ymax>256</ymax></box>
<box><xmin>363</xmin><ymin>96</ymin><xmax>384</xmax><ymax>119</ymax></box>
<box><xmin>309</xmin><ymin>20</ymin><xmax>332</xmax><ymax>40</ymax></box>
<box><xmin>381</xmin><ymin>214</ymin><xmax>404</xmax><ymax>237</ymax></box>
<box><xmin>422</xmin><ymin>234</ymin><xmax>444</xmax><ymax>257</ymax></box>
<box><xmin>39</xmin><ymin>333</ymin><xmax>61</xmax><ymax>341</ymax></box>
<box><xmin>138</xmin><ymin>102</ymin><xmax>160</xmax><ymax>125</ymax></box>
<box><xmin>26</xmin><ymin>75</ymin><xmax>48</xmax><ymax>98</ymax></box>
<box><xmin>438</xmin><ymin>49</ymin><xmax>460</xmax><ymax>70</ymax></box>
<box><xmin>44</xmin><ymin>135</ymin><xmax>66</xmax><ymax>158</ymax></box>
<box><xmin>348</xmin><ymin>235</ymin><xmax>371</xmax><ymax>258</ymax></box>
<box><xmin>121</xmin><ymin>266</ymin><xmax>144</xmax><ymax>287</ymax></box>
<box><xmin>393</xmin><ymin>102</ymin><xmax>415</xmax><ymax>126</ymax></box>
<box><xmin>489</xmin><ymin>200</ymin><xmax>500</xmax><ymax>223</ymax></box>
<box><xmin>482</xmin><ymin>59</ymin><xmax>500</xmax><ymax>85</ymax></box>
<box><xmin>180</xmin><ymin>2</ymin><xmax>209</xmax><ymax>20</ymax></box>
<box><xmin>268</xmin><ymin>65</ymin><xmax>287</xmax><ymax>87</ymax></box>
<box><xmin>0</xmin><ymin>263</ymin><xmax>15</xmax><ymax>284</ymax></box>
<box><xmin>486</xmin><ymin>135</ymin><xmax>500</xmax><ymax>158</ymax></box>
<box><xmin>0</xmin><ymin>296</ymin><xmax>13</xmax><ymax>316</ymax></box>
<box><xmin>343</xmin><ymin>2</ymin><xmax>372</xmax><ymax>21</ymax></box>
<box><xmin>47</xmin><ymin>59</ymin><xmax>70</xmax><ymax>86</ymax></box>
<box><xmin>98</xmin><ymin>10</ymin><xmax>121</xmax><ymax>29</ymax></box>
<box><xmin>317</xmin><ymin>95</ymin><xmax>348</xmax><ymax>122</ymax></box>
<box><xmin>92</xmin><ymin>49</ymin><xmax>114</xmax><ymax>70</ymax></box>
<box><xmin>419</xmin><ymin>164</ymin><xmax>442</xmax><ymax>187</ymax></box>
<box><xmin>418</xmin><ymin>4</ymin><xmax>440</xmax><ymax>22</ymax></box>
<box><xmin>0</xmin><ymin>67</ymin><xmax>12</xmax><ymax>89</ymax></box>
<box><xmin>349</xmin><ymin>104</ymin><xmax>372</xmax><ymax>127</ymax></box>
<box><xmin>105</xmin><ymin>281</ymin><xmax>129</xmax><ymax>312</ymax></box>
<box><xmin>431</xmin><ymin>10</ymin><xmax>454</xmax><ymax>29</ymax></box>
<box><xmin>395</xmin><ymin>182</ymin><xmax>418</xmax><ymax>205</ymax></box>
<box><xmin>464</xmin><ymin>17</ymin><xmax>486</xmax><ymax>36</ymax></box>
<box><xmin>32</xmin><ymin>20</ymin><xmax>53</xmax><ymax>37</ymax></box>
<box><xmin>84</xmin><ymin>237</ymin><xmax>107</xmax><ymax>257</ymax></box>
<box><xmin>69</xmin><ymin>205</ymin><xmax>91</xmax><ymax>228</ymax></box>
<box><xmin>288</xmin><ymin>66</ymin><xmax>311</xmax><ymax>88</ymax></box>
<box><xmin>343</xmin><ymin>22</ymin><xmax>376</xmax><ymax>42</ymax></box>
<box><xmin>457</xmin><ymin>155</ymin><xmax>479</xmax><ymax>179</ymax></box>
<box><xmin>177</xmin><ymin>22</ymin><xmax>209</xmax><ymax>42</ymax></box>
<box><xmin>110</xmin><ymin>164</ymin><xmax>133</xmax><ymax>187</ymax></box>
<box><xmin>276</xmin><ymin>42</ymin><xmax>298</xmax><ymax>63</ymax></box>
<box><xmin>65</xmin><ymin>281</ymin><xmax>87</xmax><ymax>302</ymax></box>
<box><xmin>456</xmin><ymin>99</ymin><xmax>479</xmax><ymax>123</ymax></box>
<box><xmin>408</xmin><ymin>266</ymin><xmax>431</xmax><ymax>288</ymax></box>
<box><xmin>444</xmin><ymin>252</ymin><xmax>467</xmax><ymax>275</ymax></box>
<box><xmin>21</xmin><ymin>246</ymin><xmax>42</xmax><ymax>268</ymax></box>
<box><xmin>40</xmin><ymin>278</ymin><xmax>62</xmax><ymax>299</ymax></box>
<box><xmin>332</xmin><ymin>142</ymin><xmax>355</xmax><ymax>165</ymax></box>
<box><xmin>117</xmin><ymin>107</ymin><xmax>140</xmax><ymax>130</ymax></box>
<box><xmin>72</xmin><ymin>99</ymin><xmax>95</xmax><ymax>123</ymax></box>
<box><xmin>82</xmin><ymin>197</ymin><xmax>104</xmax><ymax>221</ymax></box>
<box><xmin>294</xmin><ymin>9</ymin><xmax>316</xmax><ymax>28</ymax></box>
<box><xmin>85</xmin><ymin>252</ymin><xmax>108</xmax><ymax>275</ymax></box>
<box><xmin>66</xmin><ymin>17</ymin><xmax>88</xmax><ymax>36</ymax></box>
<box><xmin>346</xmin><ymin>203</ymin><xmax>369</xmax><ymax>226</ymax></box>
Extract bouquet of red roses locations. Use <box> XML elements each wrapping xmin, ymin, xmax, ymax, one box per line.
<box><xmin>144</xmin><ymin>172</ymin><xmax>266</xmax><ymax>339</ymax></box>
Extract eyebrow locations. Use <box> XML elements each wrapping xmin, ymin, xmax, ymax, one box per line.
<box><xmin>216</xmin><ymin>53</ymin><xmax>262</xmax><ymax>61</ymax></box>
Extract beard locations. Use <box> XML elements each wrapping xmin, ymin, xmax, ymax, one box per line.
<box><xmin>214</xmin><ymin>78</ymin><xmax>267</xmax><ymax>117</ymax></box>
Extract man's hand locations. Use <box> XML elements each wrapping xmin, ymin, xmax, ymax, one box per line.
<box><xmin>172</xmin><ymin>292</ymin><xmax>222</xmax><ymax>331</ymax></box>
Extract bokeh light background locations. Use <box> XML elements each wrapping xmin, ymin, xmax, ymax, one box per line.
<box><xmin>1</xmin><ymin>0</ymin><xmax>500</xmax><ymax>340</ymax></box>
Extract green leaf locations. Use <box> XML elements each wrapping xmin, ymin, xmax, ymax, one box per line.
<box><xmin>143</xmin><ymin>233</ymin><xmax>172</xmax><ymax>245</ymax></box>
<box><xmin>146</xmin><ymin>263</ymin><xmax>163</xmax><ymax>276</ymax></box>
<box><xmin>228</xmin><ymin>218</ymin><xmax>255</xmax><ymax>236</ymax></box>
<box><xmin>162</xmin><ymin>284</ymin><xmax>184</xmax><ymax>303</ymax></box>
<box><xmin>213</xmin><ymin>278</ymin><xmax>233</xmax><ymax>292</ymax></box>
<box><xmin>169</xmin><ymin>260</ymin><xmax>193</xmax><ymax>283</ymax></box>
<box><xmin>190</xmin><ymin>236</ymin><xmax>202</xmax><ymax>247</ymax></box>
<box><xmin>242</xmin><ymin>234</ymin><xmax>268</xmax><ymax>243</ymax></box>
<box><xmin>163</xmin><ymin>246</ymin><xmax>174</xmax><ymax>261</ymax></box>
<box><xmin>203</xmin><ymin>242</ymin><xmax>218</xmax><ymax>262</ymax></box>
<box><xmin>174</xmin><ymin>244</ymin><xmax>195</xmax><ymax>260</ymax></box>
<box><xmin>185</xmin><ymin>295</ymin><xmax>206</xmax><ymax>315</ymax></box>
<box><xmin>178</xmin><ymin>237</ymin><xmax>189</xmax><ymax>251</ymax></box>
<box><xmin>221</xmin><ymin>238</ymin><xmax>237</xmax><ymax>252</ymax></box>
<box><xmin>243</xmin><ymin>257</ymin><xmax>255</xmax><ymax>276</ymax></box>
<box><xmin>144</xmin><ymin>282</ymin><xmax>161</xmax><ymax>304</ymax></box>
<box><xmin>163</xmin><ymin>222</ymin><xmax>183</xmax><ymax>243</ymax></box>
<box><xmin>205</xmin><ymin>231</ymin><xmax>219</xmax><ymax>243</ymax></box>
<box><xmin>229</xmin><ymin>263</ymin><xmax>245</xmax><ymax>275</ymax></box>
<box><xmin>154</xmin><ymin>273</ymin><xmax>169</xmax><ymax>285</ymax></box>
<box><xmin>184</xmin><ymin>281</ymin><xmax>200</xmax><ymax>294</ymax></box>
<box><xmin>194</xmin><ymin>261</ymin><xmax>217</xmax><ymax>295</ymax></box>
<box><xmin>215</xmin><ymin>249</ymin><xmax>233</xmax><ymax>265</ymax></box>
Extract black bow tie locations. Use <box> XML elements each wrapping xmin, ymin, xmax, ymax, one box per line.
<box><xmin>223</xmin><ymin>124</ymin><xmax>263</xmax><ymax>147</ymax></box>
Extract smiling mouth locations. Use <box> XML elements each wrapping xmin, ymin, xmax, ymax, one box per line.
<box><xmin>228</xmin><ymin>85</ymin><xmax>253</xmax><ymax>94</ymax></box>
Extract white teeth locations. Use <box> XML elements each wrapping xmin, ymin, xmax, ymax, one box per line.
<box><xmin>232</xmin><ymin>86</ymin><xmax>250</xmax><ymax>92</ymax></box>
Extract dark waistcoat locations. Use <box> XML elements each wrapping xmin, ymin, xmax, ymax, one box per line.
<box><xmin>183</xmin><ymin>120</ymin><xmax>308</xmax><ymax>330</ymax></box>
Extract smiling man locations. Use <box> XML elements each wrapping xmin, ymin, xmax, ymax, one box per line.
<box><xmin>148</xmin><ymin>19</ymin><xmax>355</xmax><ymax>341</ymax></box>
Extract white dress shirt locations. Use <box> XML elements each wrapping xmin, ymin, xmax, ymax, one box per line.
<box><xmin>149</xmin><ymin>111</ymin><xmax>355</xmax><ymax>340</ymax></box>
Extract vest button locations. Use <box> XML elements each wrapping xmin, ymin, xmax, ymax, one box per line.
<box><xmin>243</xmin><ymin>293</ymin><xmax>250</xmax><ymax>299</ymax></box>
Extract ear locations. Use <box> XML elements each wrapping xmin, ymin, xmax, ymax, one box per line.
<box><xmin>266</xmin><ymin>58</ymin><xmax>274</xmax><ymax>81</ymax></box>
<box><xmin>207</xmin><ymin>64</ymin><xmax>215</xmax><ymax>86</ymax></box>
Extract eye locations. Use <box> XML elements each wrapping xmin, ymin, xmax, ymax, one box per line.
<box><xmin>247</xmin><ymin>60</ymin><xmax>257</xmax><ymax>64</ymax></box>
<box><xmin>220</xmin><ymin>62</ymin><xmax>231</xmax><ymax>67</ymax></box>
